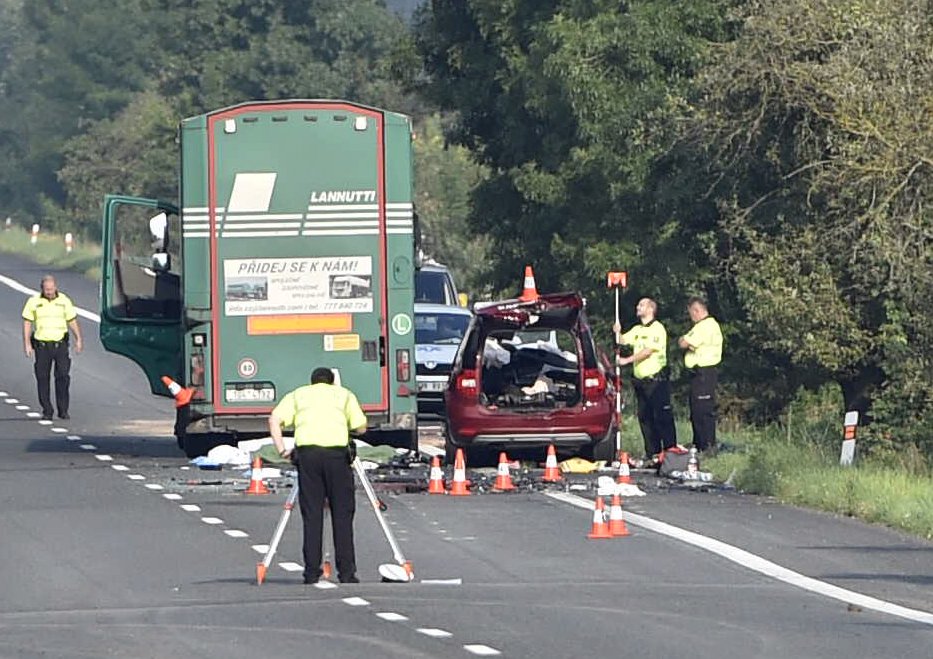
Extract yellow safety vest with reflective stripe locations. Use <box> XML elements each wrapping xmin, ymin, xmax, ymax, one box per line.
<box><xmin>22</xmin><ymin>293</ymin><xmax>77</xmax><ymax>342</ymax></box>
<box><xmin>621</xmin><ymin>320</ymin><xmax>667</xmax><ymax>379</ymax></box>
<box><xmin>683</xmin><ymin>316</ymin><xmax>723</xmax><ymax>368</ymax></box>
<box><xmin>272</xmin><ymin>383</ymin><xmax>367</xmax><ymax>447</ymax></box>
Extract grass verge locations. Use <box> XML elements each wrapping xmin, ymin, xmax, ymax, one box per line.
<box><xmin>0</xmin><ymin>226</ymin><xmax>101</xmax><ymax>280</ymax></box>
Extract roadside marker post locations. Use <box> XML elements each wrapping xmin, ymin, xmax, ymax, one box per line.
<box><xmin>840</xmin><ymin>411</ymin><xmax>858</xmax><ymax>466</ymax></box>
<box><xmin>607</xmin><ymin>271</ymin><xmax>627</xmax><ymax>455</ymax></box>
<box><xmin>30</xmin><ymin>223</ymin><xmax>39</xmax><ymax>245</ymax></box>
<box><xmin>65</xmin><ymin>232</ymin><xmax>74</xmax><ymax>253</ymax></box>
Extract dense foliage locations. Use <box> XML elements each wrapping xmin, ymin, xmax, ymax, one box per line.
<box><xmin>0</xmin><ymin>0</ymin><xmax>929</xmax><ymax>455</ymax></box>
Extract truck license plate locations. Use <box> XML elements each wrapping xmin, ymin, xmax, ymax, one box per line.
<box><xmin>225</xmin><ymin>387</ymin><xmax>275</xmax><ymax>403</ymax></box>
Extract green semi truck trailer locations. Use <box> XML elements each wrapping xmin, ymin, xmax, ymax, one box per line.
<box><xmin>98</xmin><ymin>100</ymin><xmax>419</xmax><ymax>457</ymax></box>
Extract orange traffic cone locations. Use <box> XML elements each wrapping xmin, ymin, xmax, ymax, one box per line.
<box><xmin>161</xmin><ymin>375</ymin><xmax>195</xmax><ymax>408</ymax></box>
<box><xmin>256</xmin><ymin>562</ymin><xmax>267</xmax><ymax>585</ymax></box>
<box><xmin>518</xmin><ymin>265</ymin><xmax>539</xmax><ymax>302</ymax></box>
<box><xmin>493</xmin><ymin>452</ymin><xmax>515</xmax><ymax>491</ymax></box>
<box><xmin>322</xmin><ymin>559</ymin><xmax>333</xmax><ymax>580</ymax></box>
<box><xmin>617</xmin><ymin>451</ymin><xmax>633</xmax><ymax>484</ymax></box>
<box><xmin>428</xmin><ymin>455</ymin><xmax>446</xmax><ymax>494</ymax></box>
<box><xmin>449</xmin><ymin>448</ymin><xmax>470</xmax><ymax>496</ymax></box>
<box><xmin>245</xmin><ymin>455</ymin><xmax>270</xmax><ymax>495</ymax></box>
<box><xmin>587</xmin><ymin>496</ymin><xmax>612</xmax><ymax>539</ymax></box>
<box><xmin>542</xmin><ymin>444</ymin><xmax>561</xmax><ymax>482</ymax></box>
<box><xmin>608</xmin><ymin>493</ymin><xmax>630</xmax><ymax>537</ymax></box>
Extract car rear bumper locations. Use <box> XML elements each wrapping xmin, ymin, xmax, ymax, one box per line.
<box><xmin>446</xmin><ymin>400</ymin><xmax>613</xmax><ymax>447</ymax></box>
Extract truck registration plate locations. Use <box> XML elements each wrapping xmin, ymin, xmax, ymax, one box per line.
<box><xmin>225</xmin><ymin>387</ymin><xmax>275</xmax><ymax>403</ymax></box>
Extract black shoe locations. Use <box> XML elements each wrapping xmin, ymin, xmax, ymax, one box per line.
<box><xmin>58</xmin><ymin>412</ymin><xmax>69</xmax><ymax>420</ymax></box>
<box><xmin>41</xmin><ymin>413</ymin><xmax>53</xmax><ymax>421</ymax></box>
<box><xmin>339</xmin><ymin>575</ymin><xmax>359</xmax><ymax>584</ymax></box>
<box><xmin>303</xmin><ymin>572</ymin><xmax>322</xmax><ymax>585</ymax></box>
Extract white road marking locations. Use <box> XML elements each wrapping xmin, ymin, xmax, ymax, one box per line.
<box><xmin>376</xmin><ymin>612</ymin><xmax>409</xmax><ymax>622</ymax></box>
<box><xmin>79</xmin><ymin>444</ymin><xmax>97</xmax><ymax>450</ymax></box>
<box><xmin>314</xmin><ymin>581</ymin><xmax>338</xmax><ymax>590</ymax></box>
<box><xmin>464</xmin><ymin>645</ymin><xmax>501</xmax><ymax>656</ymax></box>
<box><xmin>278</xmin><ymin>562</ymin><xmax>303</xmax><ymax>572</ymax></box>
<box><xmin>0</xmin><ymin>391</ymin><xmax>7</xmax><ymax>396</ymax></box>
<box><xmin>94</xmin><ymin>455</ymin><xmax>112</xmax><ymax>462</ymax></box>
<box><xmin>15</xmin><ymin>405</ymin><xmax>29</xmax><ymax>410</ymax></box>
<box><xmin>200</xmin><ymin>517</ymin><xmax>223</xmax><ymax>525</ymax></box>
<box><xmin>224</xmin><ymin>530</ymin><xmax>249</xmax><ymax>538</ymax></box>
<box><xmin>417</xmin><ymin>628</ymin><xmax>452</xmax><ymax>638</ymax></box>
<box><xmin>545</xmin><ymin>491</ymin><xmax>933</xmax><ymax>627</ymax></box>
<box><xmin>5</xmin><ymin>398</ymin><xmax>19</xmax><ymax>404</ymax></box>
<box><xmin>38</xmin><ymin>419</ymin><xmax>52</xmax><ymax>426</ymax></box>
<box><xmin>127</xmin><ymin>474</ymin><xmax>145</xmax><ymax>480</ymax></box>
<box><xmin>111</xmin><ymin>465</ymin><xmax>129</xmax><ymax>472</ymax></box>
<box><xmin>162</xmin><ymin>493</ymin><xmax>183</xmax><ymax>501</ymax></box>
<box><xmin>66</xmin><ymin>434</ymin><xmax>81</xmax><ymax>440</ymax></box>
<box><xmin>180</xmin><ymin>504</ymin><xmax>201</xmax><ymax>512</ymax></box>
<box><xmin>0</xmin><ymin>272</ymin><xmax>100</xmax><ymax>322</ymax></box>
<box><xmin>51</xmin><ymin>427</ymin><xmax>67</xmax><ymax>433</ymax></box>
<box><xmin>144</xmin><ymin>484</ymin><xmax>164</xmax><ymax>491</ymax></box>
<box><xmin>252</xmin><ymin>544</ymin><xmax>269</xmax><ymax>554</ymax></box>
<box><xmin>342</xmin><ymin>597</ymin><xmax>370</xmax><ymax>607</ymax></box>
<box><xmin>26</xmin><ymin>412</ymin><xmax>40</xmax><ymax>418</ymax></box>
<box><xmin>420</xmin><ymin>578</ymin><xmax>463</xmax><ymax>585</ymax></box>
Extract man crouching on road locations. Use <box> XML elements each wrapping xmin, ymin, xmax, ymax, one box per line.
<box><xmin>269</xmin><ymin>367</ymin><xmax>368</xmax><ymax>585</ymax></box>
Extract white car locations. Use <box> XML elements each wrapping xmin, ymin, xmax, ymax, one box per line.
<box><xmin>414</xmin><ymin>303</ymin><xmax>473</xmax><ymax>416</ymax></box>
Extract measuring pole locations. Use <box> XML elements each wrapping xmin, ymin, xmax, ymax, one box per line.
<box><xmin>607</xmin><ymin>271</ymin><xmax>628</xmax><ymax>456</ymax></box>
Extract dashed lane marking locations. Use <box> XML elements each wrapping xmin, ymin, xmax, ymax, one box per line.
<box><xmin>314</xmin><ymin>581</ymin><xmax>338</xmax><ymax>590</ymax></box>
<box><xmin>162</xmin><ymin>493</ymin><xmax>183</xmax><ymax>501</ymax></box>
<box><xmin>200</xmin><ymin>517</ymin><xmax>223</xmax><ymax>525</ymax></box>
<box><xmin>26</xmin><ymin>412</ymin><xmax>40</xmax><ymax>418</ymax></box>
<box><xmin>342</xmin><ymin>597</ymin><xmax>370</xmax><ymax>607</ymax></box>
<box><xmin>252</xmin><ymin>544</ymin><xmax>269</xmax><ymax>554</ymax></box>
<box><xmin>15</xmin><ymin>405</ymin><xmax>28</xmax><ymax>410</ymax></box>
<box><xmin>51</xmin><ymin>427</ymin><xmax>67</xmax><ymax>433</ymax></box>
<box><xmin>224</xmin><ymin>530</ymin><xmax>249</xmax><ymax>538</ymax></box>
<box><xmin>544</xmin><ymin>491</ymin><xmax>933</xmax><ymax>627</ymax></box>
<box><xmin>5</xmin><ymin>398</ymin><xmax>19</xmax><ymax>404</ymax></box>
<box><xmin>417</xmin><ymin>628</ymin><xmax>453</xmax><ymax>639</ymax></box>
<box><xmin>0</xmin><ymin>391</ymin><xmax>7</xmax><ymax>396</ymax></box>
<box><xmin>180</xmin><ymin>504</ymin><xmax>201</xmax><ymax>512</ymax></box>
<box><xmin>127</xmin><ymin>474</ymin><xmax>145</xmax><ymax>480</ymax></box>
<box><xmin>111</xmin><ymin>465</ymin><xmax>129</xmax><ymax>472</ymax></box>
<box><xmin>79</xmin><ymin>444</ymin><xmax>97</xmax><ymax>450</ymax></box>
<box><xmin>144</xmin><ymin>483</ymin><xmax>164</xmax><ymax>491</ymax></box>
<box><xmin>66</xmin><ymin>434</ymin><xmax>80</xmax><ymax>440</ymax></box>
<box><xmin>376</xmin><ymin>612</ymin><xmax>409</xmax><ymax>622</ymax></box>
<box><xmin>464</xmin><ymin>645</ymin><xmax>502</xmax><ymax>656</ymax></box>
<box><xmin>38</xmin><ymin>419</ymin><xmax>52</xmax><ymax>426</ymax></box>
<box><xmin>279</xmin><ymin>562</ymin><xmax>303</xmax><ymax>572</ymax></box>
<box><xmin>94</xmin><ymin>455</ymin><xmax>113</xmax><ymax>462</ymax></box>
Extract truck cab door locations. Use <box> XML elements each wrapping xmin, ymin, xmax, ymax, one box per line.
<box><xmin>100</xmin><ymin>195</ymin><xmax>184</xmax><ymax>396</ymax></box>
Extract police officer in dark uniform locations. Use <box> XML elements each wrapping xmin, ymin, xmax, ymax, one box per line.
<box><xmin>269</xmin><ymin>367</ymin><xmax>368</xmax><ymax>585</ymax></box>
<box><xmin>22</xmin><ymin>275</ymin><xmax>83</xmax><ymax>420</ymax></box>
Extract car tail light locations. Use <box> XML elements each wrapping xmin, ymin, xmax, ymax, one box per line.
<box><xmin>396</xmin><ymin>349</ymin><xmax>411</xmax><ymax>382</ymax></box>
<box><xmin>583</xmin><ymin>368</ymin><xmax>606</xmax><ymax>402</ymax></box>
<box><xmin>454</xmin><ymin>369</ymin><xmax>478</xmax><ymax>395</ymax></box>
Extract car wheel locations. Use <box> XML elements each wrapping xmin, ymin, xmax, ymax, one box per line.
<box><xmin>587</xmin><ymin>426</ymin><xmax>618</xmax><ymax>463</ymax></box>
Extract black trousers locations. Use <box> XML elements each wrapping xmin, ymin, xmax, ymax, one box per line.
<box><xmin>689</xmin><ymin>367</ymin><xmax>718</xmax><ymax>451</ymax></box>
<box><xmin>33</xmin><ymin>339</ymin><xmax>70</xmax><ymax>417</ymax></box>
<box><xmin>296</xmin><ymin>445</ymin><xmax>356</xmax><ymax>581</ymax></box>
<box><xmin>633</xmin><ymin>377</ymin><xmax>677</xmax><ymax>456</ymax></box>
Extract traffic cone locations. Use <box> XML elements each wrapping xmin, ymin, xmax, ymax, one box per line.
<box><xmin>542</xmin><ymin>444</ymin><xmax>561</xmax><ymax>482</ymax></box>
<box><xmin>518</xmin><ymin>265</ymin><xmax>539</xmax><ymax>302</ymax></box>
<box><xmin>322</xmin><ymin>559</ymin><xmax>333</xmax><ymax>580</ymax></box>
<box><xmin>161</xmin><ymin>375</ymin><xmax>195</xmax><ymax>408</ymax></box>
<box><xmin>245</xmin><ymin>455</ymin><xmax>270</xmax><ymax>495</ymax></box>
<box><xmin>493</xmin><ymin>452</ymin><xmax>515</xmax><ymax>491</ymax></box>
<box><xmin>449</xmin><ymin>448</ymin><xmax>470</xmax><ymax>496</ymax></box>
<box><xmin>587</xmin><ymin>496</ymin><xmax>612</xmax><ymax>539</ymax></box>
<box><xmin>617</xmin><ymin>451</ymin><xmax>633</xmax><ymax>484</ymax></box>
<box><xmin>608</xmin><ymin>493</ymin><xmax>630</xmax><ymax>537</ymax></box>
<box><xmin>256</xmin><ymin>562</ymin><xmax>267</xmax><ymax>585</ymax></box>
<box><xmin>428</xmin><ymin>455</ymin><xmax>446</xmax><ymax>494</ymax></box>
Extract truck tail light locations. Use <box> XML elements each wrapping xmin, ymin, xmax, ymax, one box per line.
<box><xmin>455</xmin><ymin>369</ymin><xmax>478</xmax><ymax>396</ymax></box>
<box><xmin>583</xmin><ymin>368</ymin><xmax>606</xmax><ymax>402</ymax></box>
<box><xmin>190</xmin><ymin>353</ymin><xmax>206</xmax><ymax>400</ymax></box>
<box><xmin>396</xmin><ymin>349</ymin><xmax>411</xmax><ymax>382</ymax></box>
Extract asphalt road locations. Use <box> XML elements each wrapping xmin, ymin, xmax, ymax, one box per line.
<box><xmin>0</xmin><ymin>251</ymin><xmax>930</xmax><ymax>658</ymax></box>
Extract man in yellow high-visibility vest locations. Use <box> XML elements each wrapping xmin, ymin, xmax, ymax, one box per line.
<box><xmin>22</xmin><ymin>275</ymin><xmax>83</xmax><ymax>421</ymax></box>
<box><xmin>679</xmin><ymin>297</ymin><xmax>723</xmax><ymax>453</ymax></box>
<box><xmin>269</xmin><ymin>367</ymin><xmax>367</xmax><ymax>585</ymax></box>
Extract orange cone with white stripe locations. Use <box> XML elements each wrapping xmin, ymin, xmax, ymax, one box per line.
<box><xmin>608</xmin><ymin>493</ymin><xmax>630</xmax><ymax>537</ymax></box>
<box><xmin>617</xmin><ymin>451</ymin><xmax>633</xmax><ymax>484</ymax></box>
<box><xmin>587</xmin><ymin>496</ymin><xmax>612</xmax><ymax>539</ymax></box>
<box><xmin>449</xmin><ymin>448</ymin><xmax>470</xmax><ymax>496</ymax></box>
<box><xmin>245</xmin><ymin>455</ymin><xmax>270</xmax><ymax>495</ymax></box>
<box><xmin>428</xmin><ymin>455</ymin><xmax>446</xmax><ymax>494</ymax></box>
<box><xmin>161</xmin><ymin>375</ymin><xmax>195</xmax><ymax>408</ymax></box>
<box><xmin>493</xmin><ymin>452</ymin><xmax>515</xmax><ymax>491</ymax></box>
<box><xmin>518</xmin><ymin>265</ymin><xmax>539</xmax><ymax>302</ymax></box>
<box><xmin>542</xmin><ymin>444</ymin><xmax>561</xmax><ymax>482</ymax></box>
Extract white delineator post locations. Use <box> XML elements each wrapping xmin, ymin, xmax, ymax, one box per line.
<box><xmin>607</xmin><ymin>271</ymin><xmax>628</xmax><ymax>456</ymax></box>
<box><xmin>31</xmin><ymin>223</ymin><xmax>39</xmax><ymax>245</ymax></box>
<box><xmin>64</xmin><ymin>232</ymin><xmax>74</xmax><ymax>253</ymax></box>
<box><xmin>4</xmin><ymin>216</ymin><xmax>11</xmax><ymax>231</ymax></box>
<box><xmin>839</xmin><ymin>411</ymin><xmax>859</xmax><ymax>466</ymax></box>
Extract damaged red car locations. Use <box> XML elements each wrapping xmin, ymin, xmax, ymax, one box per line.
<box><xmin>444</xmin><ymin>292</ymin><xmax>617</xmax><ymax>464</ymax></box>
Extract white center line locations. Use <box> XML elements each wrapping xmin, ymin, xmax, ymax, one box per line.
<box><xmin>111</xmin><ymin>465</ymin><xmax>129</xmax><ymax>472</ymax></box>
<box><xmin>180</xmin><ymin>504</ymin><xmax>201</xmax><ymax>512</ymax></box>
<box><xmin>376</xmin><ymin>612</ymin><xmax>409</xmax><ymax>622</ymax></box>
<box><xmin>342</xmin><ymin>597</ymin><xmax>370</xmax><ymax>607</ymax></box>
<box><xmin>279</xmin><ymin>562</ymin><xmax>303</xmax><ymax>572</ymax></box>
<box><xmin>463</xmin><ymin>645</ymin><xmax>502</xmax><ymax>656</ymax></box>
<box><xmin>544</xmin><ymin>491</ymin><xmax>933</xmax><ymax>627</ymax></box>
<box><xmin>200</xmin><ymin>517</ymin><xmax>223</xmax><ymax>525</ymax></box>
<box><xmin>162</xmin><ymin>493</ymin><xmax>183</xmax><ymax>501</ymax></box>
<box><xmin>417</xmin><ymin>628</ymin><xmax>453</xmax><ymax>639</ymax></box>
<box><xmin>224</xmin><ymin>529</ymin><xmax>249</xmax><ymax>538</ymax></box>
<box><xmin>94</xmin><ymin>455</ymin><xmax>113</xmax><ymax>462</ymax></box>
